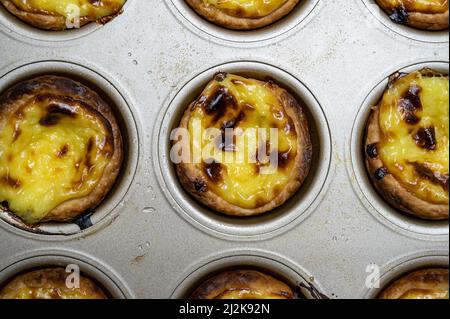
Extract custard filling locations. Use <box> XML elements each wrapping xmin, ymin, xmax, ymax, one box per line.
<box><xmin>3</xmin><ymin>0</ymin><xmax>126</xmax><ymax>20</ymax></box>
<box><xmin>0</xmin><ymin>95</ymin><xmax>113</xmax><ymax>224</ymax></box>
<box><xmin>377</xmin><ymin>70</ymin><xmax>449</xmax><ymax>204</ymax></box>
<box><xmin>205</xmin><ymin>0</ymin><xmax>289</xmax><ymax>18</ymax></box>
<box><xmin>187</xmin><ymin>74</ymin><xmax>299</xmax><ymax>209</ymax></box>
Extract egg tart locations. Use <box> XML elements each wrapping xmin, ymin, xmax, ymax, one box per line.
<box><xmin>0</xmin><ymin>268</ymin><xmax>107</xmax><ymax>299</ymax></box>
<box><xmin>375</xmin><ymin>0</ymin><xmax>449</xmax><ymax>30</ymax></box>
<box><xmin>379</xmin><ymin>268</ymin><xmax>449</xmax><ymax>299</ymax></box>
<box><xmin>0</xmin><ymin>0</ymin><xmax>126</xmax><ymax>30</ymax></box>
<box><xmin>190</xmin><ymin>270</ymin><xmax>295</xmax><ymax>299</ymax></box>
<box><xmin>185</xmin><ymin>0</ymin><xmax>301</xmax><ymax>30</ymax></box>
<box><xmin>0</xmin><ymin>75</ymin><xmax>123</xmax><ymax>225</ymax></box>
<box><xmin>365</xmin><ymin>69</ymin><xmax>449</xmax><ymax>220</ymax></box>
<box><xmin>175</xmin><ymin>73</ymin><xmax>312</xmax><ymax>217</ymax></box>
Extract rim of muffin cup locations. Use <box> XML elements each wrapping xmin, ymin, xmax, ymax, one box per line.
<box><xmin>166</xmin><ymin>0</ymin><xmax>321</xmax><ymax>46</ymax></box>
<box><xmin>0</xmin><ymin>249</ymin><xmax>134</xmax><ymax>299</ymax></box>
<box><xmin>0</xmin><ymin>0</ymin><xmax>132</xmax><ymax>44</ymax></box>
<box><xmin>170</xmin><ymin>249</ymin><xmax>328</xmax><ymax>299</ymax></box>
<box><xmin>0</xmin><ymin>60</ymin><xmax>140</xmax><ymax>240</ymax></box>
<box><xmin>361</xmin><ymin>249</ymin><xmax>449</xmax><ymax>299</ymax></box>
<box><xmin>359</xmin><ymin>0</ymin><xmax>449</xmax><ymax>44</ymax></box>
<box><xmin>154</xmin><ymin>60</ymin><xmax>333</xmax><ymax>241</ymax></box>
<box><xmin>348</xmin><ymin>60</ymin><xmax>449</xmax><ymax>241</ymax></box>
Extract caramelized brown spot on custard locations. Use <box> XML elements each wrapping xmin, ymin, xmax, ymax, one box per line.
<box><xmin>221</xmin><ymin>111</ymin><xmax>245</xmax><ymax>130</ymax></box>
<box><xmin>278</xmin><ymin>151</ymin><xmax>291</xmax><ymax>169</ymax></box>
<box><xmin>411</xmin><ymin>162</ymin><xmax>450</xmax><ymax>191</ymax></box>
<box><xmin>398</xmin><ymin>85</ymin><xmax>422</xmax><ymax>124</ymax></box>
<box><xmin>0</xmin><ymin>174</ymin><xmax>21</xmax><ymax>189</ymax></box>
<box><xmin>56</xmin><ymin>145</ymin><xmax>70</xmax><ymax>158</ymax></box>
<box><xmin>201</xmin><ymin>87</ymin><xmax>237</xmax><ymax>122</ymax></box>
<box><xmin>204</xmin><ymin>161</ymin><xmax>225</xmax><ymax>183</ymax></box>
<box><xmin>84</xmin><ymin>137</ymin><xmax>94</xmax><ymax>170</ymax></box>
<box><xmin>39</xmin><ymin>100</ymin><xmax>78</xmax><ymax>126</ymax></box>
<box><xmin>414</xmin><ymin>127</ymin><xmax>437</xmax><ymax>150</ymax></box>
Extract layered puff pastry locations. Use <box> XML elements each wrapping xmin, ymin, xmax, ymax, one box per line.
<box><xmin>376</xmin><ymin>0</ymin><xmax>449</xmax><ymax>30</ymax></box>
<box><xmin>0</xmin><ymin>0</ymin><xmax>126</xmax><ymax>30</ymax></box>
<box><xmin>185</xmin><ymin>0</ymin><xmax>301</xmax><ymax>30</ymax></box>
<box><xmin>175</xmin><ymin>73</ymin><xmax>312</xmax><ymax>217</ymax></box>
<box><xmin>190</xmin><ymin>270</ymin><xmax>295</xmax><ymax>299</ymax></box>
<box><xmin>365</xmin><ymin>69</ymin><xmax>449</xmax><ymax>220</ymax></box>
<box><xmin>379</xmin><ymin>268</ymin><xmax>449</xmax><ymax>299</ymax></box>
<box><xmin>0</xmin><ymin>268</ymin><xmax>107</xmax><ymax>299</ymax></box>
<box><xmin>0</xmin><ymin>76</ymin><xmax>123</xmax><ymax>225</ymax></box>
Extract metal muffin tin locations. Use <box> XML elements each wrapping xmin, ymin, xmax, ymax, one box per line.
<box><xmin>0</xmin><ymin>0</ymin><xmax>448</xmax><ymax>299</ymax></box>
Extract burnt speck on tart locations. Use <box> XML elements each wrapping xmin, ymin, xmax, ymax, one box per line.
<box><xmin>0</xmin><ymin>75</ymin><xmax>123</xmax><ymax>225</ymax></box>
<box><xmin>365</xmin><ymin>68</ymin><xmax>449</xmax><ymax>220</ymax></box>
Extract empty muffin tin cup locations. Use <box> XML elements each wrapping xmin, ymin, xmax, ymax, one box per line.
<box><xmin>0</xmin><ymin>249</ymin><xmax>133</xmax><ymax>299</ymax></box>
<box><xmin>0</xmin><ymin>0</ymin><xmax>133</xmax><ymax>44</ymax></box>
<box><xmin>360</xmin><ymin>0</ymin><xmax>449</xmax><ymax>44</ymax></box>
<box><xmin>362</xmin><ymin>249</ymin><xmax>449</xmax><ymax>299</ymax></box>
<box><xmin>154</xmin><ymin>60</ymin><xmax>332</xmax><ymax>241</ymax></box>
<box><xmin>167</xmin><ymin>0</ymin><xmax>321</xmax><ymax>46</ymax></box>
<box><xmin>349</xmin><ymin>60</ymin><xmax>449</xmax><ymax>241</ymax></box>
<box><xmin>0</xmin><ymin>60</ymin><xmax>139</xmax><ymax>239</ymax></box>
<box><xmin>171</xmin><ymin>250</ymin><xmax>327</xmax><ymax>299</ymax></box>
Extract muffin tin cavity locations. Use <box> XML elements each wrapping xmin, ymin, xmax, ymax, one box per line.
<box><xmin>360</xmin><ymin>0</ymin><xmax>449</xmax><ymax>43</ymax></box>
<box><xmin>171</xmin><ymin>250</ymin><xmax>327</xmax><ymax>299</ymax></box>
<box><xmin>155</xmin><ymin>61</ymin><xmax>332</xmax><ymax>241</ymax></box>
<box><xmin>0</xmin><ymin>250</ymin><xmax>132</xmax><ymax>299</ymax></box>
<box><xmin>349</xmin><ymin>61</ymin><xmax>449</xmax><ymax>241</ymax></box>
<box><xmin>362</xmin><ymin>250</ymin><xmax>449</xmax><ymax>299</ymax></box>
<box><xmin>0</xmin><ymin>0</ymin><xmax>131</xmax><ymax>43</ymax></box>
<box><xmin>167</xmin><ymin>0</ymin><xmax>320</xmax><ymax>45</ymax></box>
<box><xmin>0</xmin><ymin>60</ymin><xmax>139</xmax><ymax>239</ymax></box>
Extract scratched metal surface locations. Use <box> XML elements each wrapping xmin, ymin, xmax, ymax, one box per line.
<box><xmin>0</xmin><ymin>0</ymin><xmax>448</xmax><ymax>299</ymax></box>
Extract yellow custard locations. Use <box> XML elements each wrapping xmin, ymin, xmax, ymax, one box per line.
<box><xmin>382</xmin><ymin>0</ymin><xmax>449</xmax><ymax>13</ymax></box>
<box><xmin>378</xmin><ymin>70</ymin><xmax>449</xmax><ymax>205</ymax></box>
<box><xmin>187</xmin><ymin>74</ymin><xmax>299</xmax><ymax>209</ymax></box>
<box><xmin>0</xmin><ymin>95</ymin><xmax>113</xmax><ymax>224</ymax></box>
<box><xmin>205</xmin><ymin>0</ymin><xmax>289</xmax><ymax>18</ymax></box>
<box><xmin>3</xmin><ymin>0</ymin><xmax>125</xmax><ymax>19</ymax></box>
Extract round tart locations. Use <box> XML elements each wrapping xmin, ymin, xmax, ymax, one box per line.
<box><xmin>379</xmin><ymin>268</ymin><xmax>449</xmax><ymax>299</ymax></box>
<box><xmin>0</xmin><ymin>75</ymin><xmax>123</xmax><ymax>225</ymax></box>
<box><xmin>185</xmin><ymin>0</ymin><xmax>301</xmax><ymax>30</ymax></box>
<box><xmin>365</xmin><ymin>69</ymin><xmax>449</xmax><ymax>220</ymax></box>
<box><xmin>190</xmin><ymin>270</ymin><xmax>295</xmax><ymax>299</ymax></box>
<box><xmin>0</xmin><ymin>0</ymin><xmax>126</xmax><ymax>30</ymax></box>
<box><xmin>0</xmin><ymin>268</ymin><xmax>107</xmax><ymax>299</ymax></box>
<box><xmin>175</xmin><ymin>73</ymin><xmax>312</xmax><ymax>217</ymax></box>
<box><xmin>375</xmin><ymin>0</ymin><xmax>449</xmax><ymax>30</ymax></box>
